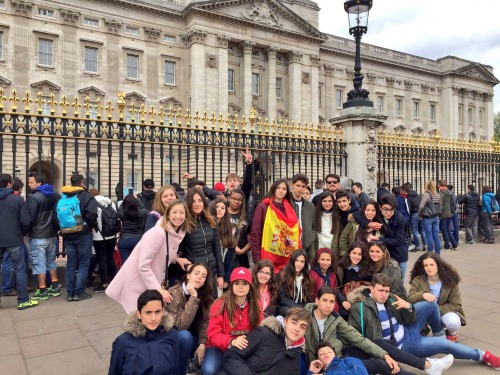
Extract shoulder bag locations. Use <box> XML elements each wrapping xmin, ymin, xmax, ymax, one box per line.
<box><xmin>161</xmin><ymin>231</ymin><xmax>170</xmax><ymax>290</ymax></box>
<box><xmin>420</xmin><ymin>192</ymin><xmax>442</xmax><ymax>218</ymax></box>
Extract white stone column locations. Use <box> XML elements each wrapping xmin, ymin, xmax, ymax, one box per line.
<box><xmin>323</xmin><ymin>65</ymin><xmax>334</xmax><ymax>126</ymax></box>
<box><xmin>187</xmin><ymin>29</ymin><xmax>207</xmax><ymax>112</ymax></box>
<box><xmin>266</xmin><ymin>46</ymin><xmax>278</xmax><ymax>122</ymax></box>
<box><xmin>242</xmin><ymin>41</ymin><xmax>255</xmax><ymax>118</ymax></box>
<box><xmin>288</xmin><ymin>51</ymin><xmax>303</xmax><ymax>123</ymax></box>
<box><xmin>310</xmin><ymin>55</ymin><xmax>320</xmax><ymax>125</ymax></box>
<box><xmin>217</xmin><ymin>35</ymin><xmax>230</xmax><ymax>114</ymax></box>
<box><xmin>485</xmin><ymin>93</ymin><xmax>494</xmax><ymax>140</ymax></box>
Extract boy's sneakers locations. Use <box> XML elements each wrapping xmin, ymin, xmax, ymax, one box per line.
<box><xmin>47</xmin><ymin>285</ymin><xmax>61</xmax><ymax>297</ymax></box>
<box><xmin>483</xmin><ymin>351</ymin><xmax>500</xmax><ymax>370</ymax></box>
<box><xmin>425</xmin><ymin>354</ymin><xmax>454</xmax><ymax>375</ymax></box>
<box><xmin>446</xmin><ymin>334</ymin><xmax>459</xmax><ymax>342</ymax></box>
<box><xmin>32</xmin><ymin>288</ymin><xmax>49</xmax><ymax>300</ymax></box>
<box><xmin>17</xmin><ymin>299</ymin><xmax>39</xmax><ymax>310</ymax></box>
<box><xmin>74</xmin><ymin>292</ymin><xmax>93</xmax><ymax>301</ymax></box>
<box><xmin>93</xmin><ymin>284</ymin><xmax>107</xmax><ymax>293</ymax></box>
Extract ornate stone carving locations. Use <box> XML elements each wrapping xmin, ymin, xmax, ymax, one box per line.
<box><xmin>11</xmin><ymin>0</ymin><xmax>32</xmax><ymax>17</ymax></box>
<box><xmin>324</xmin><ymin>65</ymin><xmax>334</xmax><ymax>76</ymax></box>
<box><xmin>485</xmin><ymin>93</ymin><xmax>494</xmax><ymax>102</ymax></box>
<box><xmin>367</xmin><ymin>73</ymin><xmax>376</xmax><ymax>83</ymax></box>
<box><xmin>462</xmin><ymin>68</ymin><xmax>482</xmax><ymax>79</ymax></box>
<box><xmin>242</xmin><ymin>41</ymin><xmax>255</xmax><ymax>53</ymax></box>
<box><xmin>206</xmin><ymin>54</ymin><xmax>217</xmax><ymax>69</ymax></box>
<box><xmin>217</xmin><ymin>35</ymin><xmax>229</xmax><ymax>48</ymax></box>
<box><xmin>302</xmin><ymin>72</ymin><xmax>310</xmax><ymax>84</ymax></box>
<box><xmin>386</xmin><ymin>77</ymin><xmax>395</xmax><ymax>87</ymax></box>
<box><xmin>287</xmin><ymin>51</ymin><xmax>303</xmax><ymax>64</ymax></box>
<box><xmin>310</xmin><ymin>55</ymin><xmax>320</xmax><ymax>67</ymax></box>
<box><xmin>452</xmin><ymin>86</ymin><xmax>462</xmax><ymax>95</ymax></box>
<box><xmin>182</xmin><ymin>29</ymin><xmax>207</xmax><ymax>46</ymax></box>
<box><xmin>346</xmin><ymin>69</ymin><xmax>354</xmax><ymax>79</ymax></box>
<box><xmin>464</xmin><ymin>89</ymin><xmax>472</xmax><ymax>97</ymax></box>
<box><xmin>241</xmin><ymin>2</ymin><xmax>282</xmax><ymax>27</ymax></box>
<box><xmin>365</xmin><ymin>142</ymin><xmax>378</xmax><ymax>197</ymax></box>
<box><xmin>144</xmin><ymin>27</ymin><xmax>161</xmax><ymax>40</ymax></box>
<box><xmin>103</xmin><ymin>18</ymin><xmax>122</xmax><ymax>33</ymax></box>
<box><xmin>59</xmin><ymin>9</ymin><xmax>80</xmax><ymax>24</ymax></box>
<box><xmin>267</xmin><ymin>46</ymin><xmax>278</xmax><ymax>59</ymax></box>
<box><xmin>421</xmin><ymin>84</ymin><xmax>429</xmax><ymax>93</ymax></box>
<box><xmin>404</xmin><ymin>80</ymin><xmax>413</xmax><ymax>89</ymax></box>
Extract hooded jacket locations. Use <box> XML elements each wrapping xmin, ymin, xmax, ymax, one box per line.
<box><xmin>0</xmin><ymin>188</ymin><xmax>31</xmax><ymax>247</ymax></box>
<box><xmin>439</xmin><ymin>189</ymin><xmax>453</xmax><ymax>218</ymax></box>
<box><xmin>118</xmin><ymin>198</ymin><xmax>148</xmax><ymax>238</ymax></box>
<box><xmin>457</xmin><ymin>191</ymin><xmax>480</xmax><ymax>217</ymax></box>
<box><xmin>379</xmin><ymin>211</ymin><xmax>408</xmax><ymax>264</ymax></box>
<box><xmin>219</xmin><ymin>316</ymin><xmax>305</xmax><ymax>375</ymax></box>
<box><xmin>93</xmin><ymin>195</ymin><xmax>118</xmax><ymax>241</ymax></box>
<box><xmin>59</xmin><ymin>186</ymin><xmax>98</xmax><ymax>239</ymax></box>
<box><xmin>482</xmin><ymin>192</ymin><xmax>496</xmax><ymax>215</ymax></box>
<box><xmin>137</xmin><ymin>189</ymin><xmax>155</xmax><ymax>211</ymax></box>
<box><xmin>27</xmin><ymin>184</ymin><xmax>61</xmax><ymax>238</ymax></box>
<box><xmin>109</xmin><ymin>313</ymin><xmax>178</xmax><ymax>375</ymax></box>
<box><xmin>303</xmin><ymin>303</ymin><xmax>387</xmax><ymax>364</ymax></box>
<box><xmin>347</xmin><ymin>286</ymin><xmax>416</xmax><ymax>343</ymax></box>
<box><xmin>405</xmin><ymin>190</ymin><xmax>421</xmax><ymax>214</ymax></box>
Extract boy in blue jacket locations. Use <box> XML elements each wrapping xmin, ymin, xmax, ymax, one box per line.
<box><xmin>307</xmin><ymin>342</ymin><xmax>368</xmax><ymax>375</ymax></box>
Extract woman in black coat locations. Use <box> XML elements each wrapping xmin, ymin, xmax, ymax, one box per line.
<box><xmin>178</xmin><ymin>189</ymin><xmax>224</xmax><ymax>296</ymax></box>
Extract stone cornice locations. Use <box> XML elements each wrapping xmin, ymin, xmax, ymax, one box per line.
<box><xmin>181</xmin><ymin>29</ymin><xmax>207</xmax><ymax>46</ymax></box>
<box><xmin>287</xmin><ymin>51</ymin><xmax>303</xmax><ymax>64</ymax></box>
<box><xmin>11</xmin><ymin>0</ymin><xmax>32</xmax><ymax>17</ymax></box>
<box><xmin>86</xmin><ymin>0</ymin><xmax>184</xmax><ymax>21</ymax></box>
<box><xmin>217</xmin><ymin>34</ymin><xmax>230</xmax><ymax>48</ymax></box>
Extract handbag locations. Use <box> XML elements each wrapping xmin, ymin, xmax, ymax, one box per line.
<box><xmin>420</xmin><ymin>192</ymin><xmax>442</xmax><ymax>218</ymax></box>
<box><xmin>161</xmin><ymin>231</ymin><xmax>170</xmax><ymax>290</ymax></box>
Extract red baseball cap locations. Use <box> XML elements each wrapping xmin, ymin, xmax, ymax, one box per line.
<box><xmin>230</xmin><ymin>267</ymin><xmax>252</xmax><ymax>284</ymax></box>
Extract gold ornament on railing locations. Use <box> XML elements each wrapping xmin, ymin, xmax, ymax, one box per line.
<box><xmin>22</xmin><ymin>91</ymin><xmax>33</xmax><ymax>113</ymax></box>
<box><xmin>117</xmin><ymin>93</ymin><xmax>126</xmax><ymax>121</ymax></box>
<box><xmin>0</xmin><ymin>88</ymin><xmax>6</xmax><ymax>111</ymax></box>
<box><xmin>60</xmin><ymin>95</ymin><xmax>70</xmax><ymax>116</ymax></box>
<box><xmin>73</xmin><ymin>96</ymin><xmax>82</xmax><ymax>117</ymax></box>
<box><xmin>9</xmin><ymin>89</ymin><xmax>20</xmax><ymax>112</ymax></box>
<box><xmin>95</xmin><ymin>98</ymin><xmax>103</xmax><ymax>120</ymax></box>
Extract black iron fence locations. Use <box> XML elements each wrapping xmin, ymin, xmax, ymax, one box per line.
<box><xmin>0</xmin><ymin>89</ymin><xmax>347</xmax><ymax>201</ymax></box>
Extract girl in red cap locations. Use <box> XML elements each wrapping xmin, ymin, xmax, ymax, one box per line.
<box><xmin>202</xmin><ymin>267</ymin><xmax>263</xmax><ymax>375</ymax></box>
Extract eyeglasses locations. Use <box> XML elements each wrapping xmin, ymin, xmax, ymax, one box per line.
<box><xmin>258</xmin><ymin>270</ymin><xmax>272</xmax><ymax>277</ymax></box>
<box><xmin>381</xmin><ymin>207</ymin><xmax>395</xmax><ymax>212</ymax></box>
<box><xmin>326</xmin><ymin>180</ymin><xmax>338</xmax><ymax>184</ymax></box>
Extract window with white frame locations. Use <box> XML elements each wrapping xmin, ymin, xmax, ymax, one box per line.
<box><xmin>164</xmin><ymin>61</ymin><xmax>176</xmax><ymax>85</ymax></box>
<box><xmin>395</xmin><ymin>98</ymin><xmax>402</xmax><ymax>116</ymax></box>
<box><xmin>84</xmin><ymin>46</ymin><xmax>98</xmax><ymax>73</ymax></box>
<box><xmin>0</xmin><ymin>1</ymin><xmax>5</xmax><ymax>8</ymax></box>
<box><xmin>126</xmin><ymin>53</ymin><xmax>139</xmax><ymax>79</ymax></box>
<box><xmin>83</xmin><ymin>17</ymin><xmax>99</xmax><ymax>27</ymax></box>
<box><xmin>228</xmin><ymin>69</ymin><xmax>235</xmax><ymax>92</ymax></box>
<box><xmin>88</xmin><ymin>171</ymin><xmax>98</xmax><ymax>189</ymax></box>
<box><xmin>38</xmin><ymin>8</ymin><xmax>54</xmax><ymax>17</ymax></box>
<box><xmin>125</xmin><ymin>107</ymin><xmax>140</xmax><ymax>123</ymax></box>
<box><xmin>479</xmin><ymin>108</ymin><xmax>484</xmax><ymax>125</ymax></box>
<box><xmin>276</xmin><ymin>77</ymin><xmax>282</xmax><ymax>98</ymax></box>
<box><xmin>163</xmin><ymin>35</ymin><xmax>176</xmax><ymax>43</ymax></box>
<box><xmin>335</xmin><ymin>89</ymin><xmax>343</xmax><ymax>109</ymax></box>
<box><xmin>376</xmin><ymin>77</ymin><xmax>385</xmax><ymax>84</ymax></box>
<box><xmin>38</xmin><ymin>38</ymin><xmax>53</xmax><ymax>66</ymax></box>
<box><xmin>458</xmin><ymin>104</ymin><xmax>463</xmax><ymax>124</ymax></box>
<box><xmin>335</xmin><ymin>69</ymin><xmax>344</xmax><ymax>77</ymax></box>
<box><xmin>42</xmin><ymin>96</ymin><xmax>52</xmax><ymax>116</ymax></box>
<box><xmin>125</xmin><ymin>26</ymin><xmax>139</xmax><ymax>35</ymax></box>
<box><xmin>377</xmin><ymin>96</ymin><xmax>384</xmax><ymax>114</ymax></box>
<box><xmin>252</xmin><ymin>73</ymin><xmax>260</xmax><ymax>95</ymax></box>
<box><xmin>0</xmin><ymin>31</ymin><xmax>3</xmax><ymax>60</ymax></box>
<box><xmin>318</xmin><ymin>85</ymin><xmax>322</xmax><ymax>106</ymax></box>
<box><xmin>468</xmin><ymin>107</ymin><xmax>473</xmax><ymax>124</ymax></box>
<box><xmin>430</xmin><ymin>104</ymin><xmax>436</xmax><ymax>121</ymax></box>
<box><xmin>412</xmin><ymin>101</ymin><xmax>420</xmax><ymax>119</ymax></box>
<box><xmin>126</xmin><ymin>173</ymin><xmax>139</xmax><ymax>193</ymax></box>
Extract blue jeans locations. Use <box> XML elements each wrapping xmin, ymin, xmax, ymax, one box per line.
<box><xmin>202</xmin><ymin>347</ymin><xmax>223</xmax><ymax>375</ymax></box>
<box><xmin>64</xmin><ymin>233</ymin><xmax>93</xmax><ymax>295</ymax></box>
<box><xmin>178</xmin><ymin>330</ymin><xmax>198</xmax><ymax>375</ymax></box>
<box><xmin>422</xmin><ymin>216</ymin><xmax>441</xmax><ymax>254</ymax></box>
<box><xmin>403</xmin><ymin>301</ymin><xmax>480</xmax><ymax>361</ymax></box>
<box><xmin>451</xmin><ymin>213</ymin><xmax>459</xmax><ymax>245</ymax></box>
<box><xmin>118</xmin><ymin>237</ymin><xmax>141</xmax><ymax>264</ymax></box>
<box><xmin>440</xmin><ymin>217</ymin><xmax>457</xmax><ymax>249</ymax></box>
<box><xmin>398</xmin><ymin>261</ymin><xmax>407</xmax><ymax>283</ymax></box>
<box><xmin>2</xmin><ymin>252</ymin><xmax>14</xmax><ymax>293</ymax></box>
<box><xmin>0</xmin><ymin>246</ymin><xmax>29</xmax><ymax>304</ymax></box>
<box><xmin>410</xmin><ymin>213</ymin><xmax>426</xmax><ymax>248</ymax></box>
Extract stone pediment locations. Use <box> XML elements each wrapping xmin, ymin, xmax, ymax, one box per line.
<box><xmin>455</xmin><ymin>63</ymin><xmax>499</xmax><ymax>84</ymax></box>
<box><xmin>78</xmin><ymin>86</ymin><xmax>106</xmax><ymax>97</ymax></box>
<box><xmin>125</xmin><ymin>91</ymin><xmax>146</xmax><ymax>103</ymax></box>
<box><xmin>160</xmin><ymin>96</ymin><xmax>183</xmax><ymax>108</ymax></box>
<box><xmin>190</xmin><ymin>0</ymin><xmax>325</xmax><ymax>41</ymax></box>
<box><xmin>0</xmin><ymin>76</ymin><xmax>12</xmax><ymax>88</ymax></box>
<box><xmin>30</xmin><ymin>80</ymin><xmax>61</xmax><ymax>92</ymax></box>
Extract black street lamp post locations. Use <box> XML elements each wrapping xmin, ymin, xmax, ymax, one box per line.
<box><xmin>343</xmin><ymin>0</ymin><xmax>373</xmax><ymax>109</ymax></box>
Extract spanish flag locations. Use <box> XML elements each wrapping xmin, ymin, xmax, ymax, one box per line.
<box><xmin>261</xmin><ymin>198</ymin><xmax>301</xmax><ymax>272</ymax></box>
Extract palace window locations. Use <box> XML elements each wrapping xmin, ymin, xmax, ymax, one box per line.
<box><xmin>228</xmin><ymin>69</ymin><xmax>235</xmax><ymax>92</ymax></box>
<box><xmin>335</xmin><ymin>69</ymin><xmax>344</xmax><ymax>77</ymax></box>
<box><xmin>126</xmin><ymin>173</ymin><xmax>139</xmax><ymax>193</ymax></box>
<box><xmin>395</xmin><ymin>99</ymin><xmax>402</xmax><ymax>116</ymax></box>
<box><xmin>0</xmin><ymin>31</ymin><xmax>3</xmax><ymax>60</ymax></box>
<box><xmin>377</xmin><ymin>96</ymin><xmax>384</xmax><ymax>114</ymax></box>
<box><xmin>412</xmin><ymin>101</ymin><xmax>420</xmax><ymax>119</ymax></box>
<box><xmin>276</xmin><ymin>77</ymin><xmax>282</xmax><ymax>98</ymax></box>
<box><xmin>164</xmin><ymin>61</ymin><xmax>176</xmax><ymax>85</ymax></box>
<box><xmin>125</xmin><ymin>26</ymin><xmax>140</xmax><ymax>35</ymax></box>
<box><xmin>335</xmin><ymin>89</ymin><xmax>343</xmax><ymax>109</ymax></box>
<box><xmin>38</xmin><ymin>38</ymin><xmax>53</xmax><ymax>66</ymax></box>
<box><xmin>163</xmin><ymin>35</ymin><xmax>176</xmax><ymax>42</ymax></box>
<box><xmin>430</xmin><ymin>104</ymin><xmax>436</xmax><ymax>121</ymax></box>
<box><xmin>83</xmin><ymin>18</ymin><xmax>99</xmax><ymax>27</ymax></box>
<box><xmin>252</xmin><ymin>73</ymin><xmax>260</xmax><ymax>95</ymax></box>
<box><xmin>479</xmin><ymin>108</ymin><xmax>484</xmax><ymax>126</ymax></box>
<box><xmin>84</xmin><ymin>46</ymin><xmax>98</xmax><ymax>73</ymax></box>
<box><xmin>468</xmin><ymin>107</ymin><xmax>473</xmax><ymax>124</ymax></box>
<box><xmin>126</xmin><ymin>54</ymin><xmax>139</xmax><ymax>79</ymax></box>
<box><xmin>318</xmin><ymin>85</ymin><xmax>322</xmax><ymax>106</ymax></box>
<box><xmin>458</xmin><ymin>104</ymin><xmax>463</xmax><ymax>124</ymax></box>
<box><xmin>38</xmin><ymin>8</ymin><xmax>54</xmax><ymax>17</ymax></box>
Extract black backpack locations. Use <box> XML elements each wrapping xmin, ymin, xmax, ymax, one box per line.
<box><xmin>98</xmin><ymin>203</ymin><xmax>121</xmax><ymax>237</ymax></box>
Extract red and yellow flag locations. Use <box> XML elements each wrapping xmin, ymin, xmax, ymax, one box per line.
<box><xmin>261</xmin><ymin>198</ymin><xmax>301</xmax><ymax>272</ymax></box>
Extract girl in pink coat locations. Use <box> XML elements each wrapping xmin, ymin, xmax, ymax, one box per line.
<box><xmin>106</xmin><ymin>200</ymin><xmax>192</xmax><ymax>314</ymax></box>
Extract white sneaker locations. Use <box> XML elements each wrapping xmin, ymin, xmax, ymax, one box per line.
<box><xmin>408</xmin><ymin>244</ymin><xmax>416</xmax><ymax>251</ymax></box>
<box><xmin>425</xmin><ymin>354</ymin><xmax>454</xmax><ymax>375</ymax></box>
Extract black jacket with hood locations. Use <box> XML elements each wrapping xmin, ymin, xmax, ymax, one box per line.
<box><xmin>406</xmin><ymin>190</ymin><xmax>421</xmax><ymax>214</ymax></box>
<box><xmin>138</xmin><ymin>189</ymin><xmax>155</xmax><ymax>211</ymax></box>
<box><xmin>219</xmin><ymin>316</ymin><xmax>304</xmax><ymax>375</ymax></box>
<box><xmin>458</xmin><ymin>191</ymin><xmax>481</xmax><ymax>217</ymax></box>
<box><xmin>0</xmin><ymin>188</ymin><xmax>31</xmax><ymax>247</ymax></box>
<box><xmin>28</xmin><ymin>184</ymin><xmax>61</xmax><ymax>238</ymax></box>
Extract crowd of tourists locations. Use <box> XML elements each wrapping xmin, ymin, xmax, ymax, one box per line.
<box><xmin>1</xmin><ymin>157</ymin><xmax>499</xmax><ymax>374</ymax></box>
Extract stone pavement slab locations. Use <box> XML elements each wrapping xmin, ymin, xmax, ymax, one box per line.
<box><xmin>0</xmin><ymin>241</ymin><xmax>499</xmax><ymax>374</ymax></box>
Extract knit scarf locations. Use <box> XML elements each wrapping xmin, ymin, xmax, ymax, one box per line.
<box><xmin>261</xmin><ymin>198</ymin><xmax>301</xmax><ymax>273</ymax></box>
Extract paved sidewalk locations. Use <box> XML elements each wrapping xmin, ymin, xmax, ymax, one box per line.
<box><xmin>0</xmin><ymin>242</ymin><xmax>499</xmax><ymax>375</ymax></box>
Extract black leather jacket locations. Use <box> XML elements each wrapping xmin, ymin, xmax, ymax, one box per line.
<box><xmin>458</xmin><ymin>191</ymin><xmax>481</xmax><ymax>216</ymax></box>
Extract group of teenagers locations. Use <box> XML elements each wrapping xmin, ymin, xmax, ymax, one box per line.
<box><xmin>104</xmin><ymin>169</ymin><xmax>500</xmax><ymax>375</ymax></box>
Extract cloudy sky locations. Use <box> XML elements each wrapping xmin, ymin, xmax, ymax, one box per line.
<box><xmin>316</xmin><ymin>0</ymin><xmax>500</xmax><ymax>113</ymax></box>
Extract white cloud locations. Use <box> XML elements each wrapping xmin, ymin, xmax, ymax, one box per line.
<box><xmin>317</xmin><ymin>0</ymin><xmax>500</xmax><ymax>113</ymax></box>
